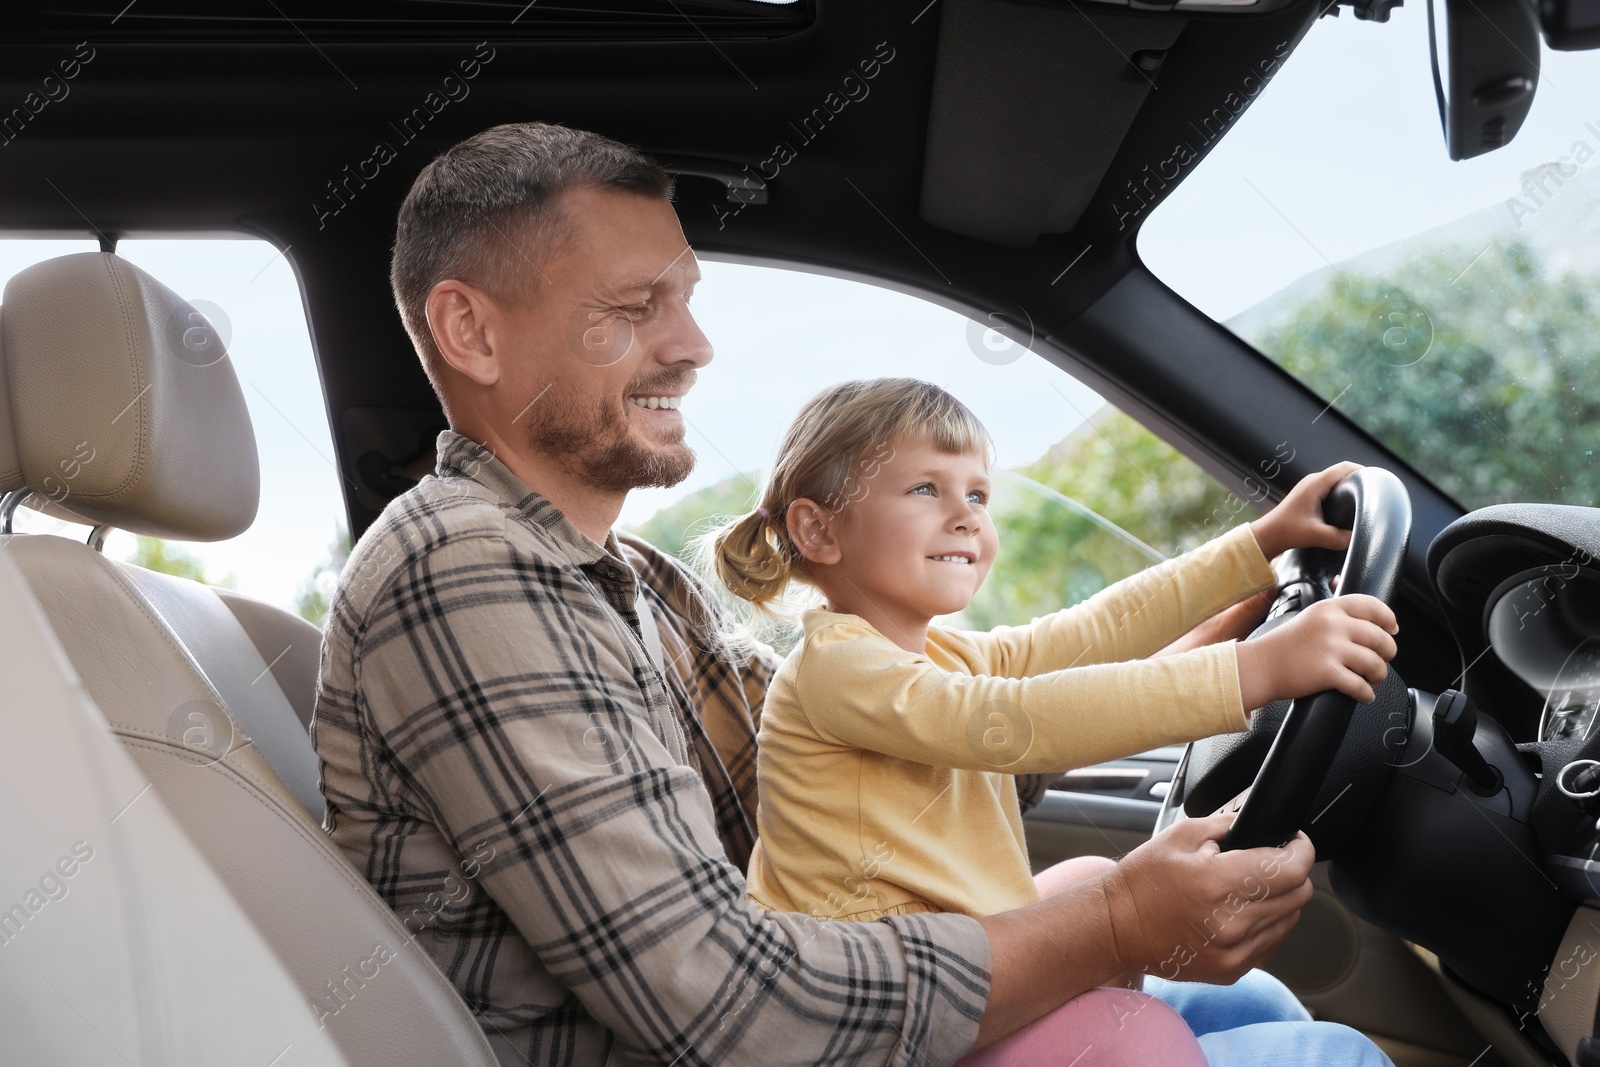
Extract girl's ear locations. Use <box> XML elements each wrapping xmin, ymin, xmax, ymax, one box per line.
<box><xmin>787</xmin><ymin>498</ymin><xmax>842</xmax><ymax>566</ymax></box>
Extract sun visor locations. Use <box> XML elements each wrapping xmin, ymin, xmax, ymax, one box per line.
<box><xmin>920</xmin><ymin>0</ymin><xmax>1186</xmax><ymax>247</ymax></box>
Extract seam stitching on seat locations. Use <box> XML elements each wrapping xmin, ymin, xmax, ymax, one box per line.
<box><xmin>26</xmin><ymin>543</ymin><xmax>323</xmax><ymax>828</ymax></box>
<box><xmin>117</xmin><ymin>733</ymin><xmax>490</xmax><ymax>1030</ymax></box>
<box><xmin>84</xmin><ymin>254</ymin><xmax>148</xmax><ymax>502</ymax></box>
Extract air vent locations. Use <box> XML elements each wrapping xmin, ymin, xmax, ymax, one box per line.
<box><xmin>34</xmin><ymin>0</ymin><xmax>811</xmax><ymax>43</ymax></box>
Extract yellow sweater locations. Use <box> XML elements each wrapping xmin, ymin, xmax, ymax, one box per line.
<box><xmin>745</xmin><ymin>523</ymin><xmax>1277</xmax><ymax>921</ymax></box>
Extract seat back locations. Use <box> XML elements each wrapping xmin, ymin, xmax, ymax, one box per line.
<box><xmin>0</xmin><ymin>252</ymin><xmax>499</xmax><ymax>1067</ymax></box>
<box><xmin>215</xmin><ymin>585</ymin><xmax>325</xmax><ymax>732</ymax></box>
<box><xmin>0</xmin><ymin>549</ymin><xmax>352</xmax><ymax>1067</ymax></box>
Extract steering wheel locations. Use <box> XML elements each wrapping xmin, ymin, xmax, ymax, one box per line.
<box><xmin>1158</xmin><ymin>467</ymin><xmax>1413</xmax><ymax>851</ymax></box>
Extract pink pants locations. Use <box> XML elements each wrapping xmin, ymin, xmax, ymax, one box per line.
<box><xmin>955</xmin><ymin>856</ymin><xmax>1208</xmax><ymax>1067</ymax></box>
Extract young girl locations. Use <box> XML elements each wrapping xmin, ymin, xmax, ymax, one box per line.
<box><xmin>702</xmin><ymin>378</ymin><xmax>1398</xmax><ymax>1065</ymax></box>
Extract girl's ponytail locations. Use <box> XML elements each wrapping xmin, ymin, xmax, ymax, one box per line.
<box><xmin>706</xmin><ymin>507</ymin><xmax>794</xmax><ymax>614</ymax></box>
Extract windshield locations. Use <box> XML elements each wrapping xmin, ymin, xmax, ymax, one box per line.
<box><xmin>1139</xmin><ymin>7</ymin><xmax>1600</xmax><ymax>511</ymax></box>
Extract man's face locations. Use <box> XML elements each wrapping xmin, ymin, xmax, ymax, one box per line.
<box><xmin>491</xmin><ymin>186</ymin><xmax>711</xmax><ymax>495</ymax></box>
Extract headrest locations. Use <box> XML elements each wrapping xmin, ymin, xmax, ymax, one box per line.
<box><xmin>0</xmin><ymin>253</ymin><xmax>258</xmax><ymax>540</ymax></box>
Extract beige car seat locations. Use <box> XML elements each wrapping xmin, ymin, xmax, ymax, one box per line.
<box><xmin>0</xmin><ymin>549</ymin><xmax>351</xmax><ymax>1066</ymax></box>
<box><xmin>0</xmin><ymin>251</ymin><xmax>498</xmax><ymax>1067</ymax></box>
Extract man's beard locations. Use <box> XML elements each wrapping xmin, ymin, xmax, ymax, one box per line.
<box><xmin>525</xmin><ymin>380</ymin><xmax>696</xmax><ymax>494</ymax></box>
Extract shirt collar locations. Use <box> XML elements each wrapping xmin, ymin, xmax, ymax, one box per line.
<box><xmin>434</xmin><ymin>429</ymin><xmax>629</xmax><ymax>572</ymax></box>
<box><xmin>801</xmin><ymin>606</ymin><xmax>871</xmax><ymax>635</ymax></box>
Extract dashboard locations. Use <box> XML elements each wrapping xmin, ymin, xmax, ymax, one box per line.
<box><xmin>1430</xmin><ymin>504</ymin><xmax>1600</xmax><ymax>745</ymax></box>
<box><xmin>1485</xmin><ymin>566</ymin><xmax>1600</xmax><ymax>744</ymax></box>
<box><xmin>1428</xmin><ymin>504</ymin><xmax>1600</xmax><ymax>907</ymax></box>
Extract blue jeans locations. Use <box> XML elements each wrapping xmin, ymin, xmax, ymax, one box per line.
<box><xmin>1143</xmin><ymin>970</ymin><xmax>1394</xmax><ymax>1067</ymax></box>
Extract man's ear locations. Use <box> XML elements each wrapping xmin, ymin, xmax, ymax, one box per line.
<box><xmin>787</xmin><ymin>499</ymin><xmax>841</xmax><ymax>566</ymax></box>
<box><xmin>427</xmin><ymin>279</ymin><xmax>500</xmax><ymax>387</ymax></box>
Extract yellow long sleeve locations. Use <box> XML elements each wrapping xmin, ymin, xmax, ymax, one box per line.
<box><xmin>953</xmin><ymin>523</ymin><xmax>1277</xmax><ymax>677</ymax></box>
<box><xmin>746</xmin><ymin>523</ymin><xmax>1278</xmax><ymax>921</ymax></box>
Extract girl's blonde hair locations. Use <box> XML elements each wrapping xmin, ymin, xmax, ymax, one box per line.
<box><xmin>693</xmin><ymin>378</ymin><xmax>993</xmax><ymax>632</ymax></box>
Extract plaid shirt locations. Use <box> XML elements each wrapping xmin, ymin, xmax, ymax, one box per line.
<box><xmin>313</xmin><ymin>430</ymin><xmax>996</xmax><ymax>1067</ymax></box>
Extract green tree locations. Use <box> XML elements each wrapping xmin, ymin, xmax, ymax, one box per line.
<box><xmin>1247</xmin><ymin>239</ymin><xmax>1600</xmax><ymax>510</ymax></box>
<box><xmin>295</xmin><ymin>527</ymin><xmax>352</xmax><ymax>627</ymax></box>
<box><xmin>123</xmin><ymin>536</ymin><xmax>235</xmax><ymax>588</ymax></box>
<box><xmin>628</xmin><ymin>473</ymin><xmax>760</xmax><ymax>559</ymax></box>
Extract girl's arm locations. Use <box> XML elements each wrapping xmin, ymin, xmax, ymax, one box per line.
<box><xmin>963</xmin><ymin>462</ymin><xmax>1363</xmax><ymax>680</ymax></box>
<box><xmin>796</xmin><ymin>617</ymin><xmax>1252</xmax><ymax>774</ymax></box>
<box><xmin>958</xmin><ymin>524</ymin><xmax>1275</xmax><ymax>680</ymax></box>
<box><xmin>1010</xmin><ymin>580</ymin><xmax>1270</xmax><ymax>811</ymax></box>
<box><xmin>1152</xmin><ymin>589</ymin><xmax>1274</xmax><ymax>658</ymax></box>
<box><xmin>799</xmin><ymin>590</ymin><xmax>1398</xmax><ymax>777</ymax></box>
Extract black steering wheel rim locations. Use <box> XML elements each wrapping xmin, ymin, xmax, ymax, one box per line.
<box><xmin>1190</xmin><ymin>468</ymin><xmax>1412</xmax><ymax>851</ymax></box>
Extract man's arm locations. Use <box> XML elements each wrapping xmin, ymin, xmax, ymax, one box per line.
<box><xmin>355</xmin><ymin>533</ymin><xmax>990</xmax><ymax>1066</ymax></box>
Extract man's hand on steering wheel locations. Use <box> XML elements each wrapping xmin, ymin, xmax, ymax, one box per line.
<box><xmin>1236</xmin><ymin>596</ymin><xmax>1399</xmax><ymax>710</ymax></box>
<box><xmin>1249</xmin><ymin>461</ymin><xmax>1364</xmax><ymax>559</ymax></box>
<box><xmin>1102</xmin><ymin>813</ymin><xmax>1317</xmax><ymax>985</ymax></box>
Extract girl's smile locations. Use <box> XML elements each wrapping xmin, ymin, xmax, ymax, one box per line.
<box><xmin>793</xmin><ymin>434</ymin><xmax>998</xmax><ymax>653</ymax></box>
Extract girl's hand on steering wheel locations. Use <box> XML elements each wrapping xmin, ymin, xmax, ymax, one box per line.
<box><xmin>1250</xmin><ymin>461</ymin><xmax>1363</xmax><ymax>560</ymax></box>
<box><xmin>1236</xmin><ymin>595</ymin><xmax>1399</xmax><ymax>710</ymax></box>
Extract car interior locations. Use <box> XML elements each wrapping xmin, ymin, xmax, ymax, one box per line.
<box><xmin>3</xmin><ymin>2</ymin><xmax>1600</xmax><ymax>1065</ymax></box>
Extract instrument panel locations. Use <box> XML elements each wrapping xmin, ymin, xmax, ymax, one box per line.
<box><xmin>1485</xmin><ymin>568</ymin><xmax>1600</xmax><ymax>744</ymax></box>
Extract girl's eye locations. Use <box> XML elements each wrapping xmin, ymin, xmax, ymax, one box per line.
<box><xmin>967</xmin><ymin>490</ymin><xmax>989</xmax><ymax>505</ymax></box>
<box><xmin>909</xmin><ymin>483</ymin><xmax>934</xmax><ymax>495</ymax></box>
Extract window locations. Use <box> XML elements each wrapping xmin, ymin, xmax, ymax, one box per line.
<box><xmin>1139</xmin><ymin>8</ymin><xmax>1600</xmax><ymax>511</ymax></box>
<box><xmin>624</xmin><ymin>259</ymin><xmax>1248</xmax><ymax>635</ymax></box>
<box><xmin>5</xmin><ymin>238</ymin><xmax>346</xmax><ymax>623</ymax></box>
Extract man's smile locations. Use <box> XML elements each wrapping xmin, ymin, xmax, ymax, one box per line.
<box><xmin>627</xmin><ymin>393</ymin><xmax>683</xmax><ymax>411</ymax></box>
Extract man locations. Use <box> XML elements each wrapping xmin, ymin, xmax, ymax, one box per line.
<box><xmin>313</xmin><ymin>122</ymin><xmax>1388</xmax><ymax>1065</ymax></box>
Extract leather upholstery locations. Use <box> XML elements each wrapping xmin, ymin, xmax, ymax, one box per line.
<box><xmin>1538</xmin><ymin>904</ymin><xmax>1600</xmax><ymax>1065</ymax></box>
<box><xmin>0</xmin><ymin>252</ymin><xmax>499</xmax><ymax>1067</ymax></box>
<box><xmin>118</xmin><ymin>561</ymin><xmax>326</xmax><ymax>820</ymax></box>
<box><xmin>0</xmin><ymin>252</ymin><xmax>258</xmax><ymax>539</ymax></box>
<box><xmin>214</xmin><ymin>586</ymin><xmax>325</xmax><ymax>732</ymax></box>
<box><xmin>0</xmin><ymin>551</ymin><xmax>350</xmax><ymax>1066</ymax></box>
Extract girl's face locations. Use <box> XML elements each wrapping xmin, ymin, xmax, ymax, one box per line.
<box><xmin>804</xmin><ymin>434</ymin><xmax>998</xmax><ymax>627</ymax></box>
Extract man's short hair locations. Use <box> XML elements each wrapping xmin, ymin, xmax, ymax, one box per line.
<box><xmin>390</xmin><ymin>122</ymin><xmax>674</xmax><ymax>400</ymax></box>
